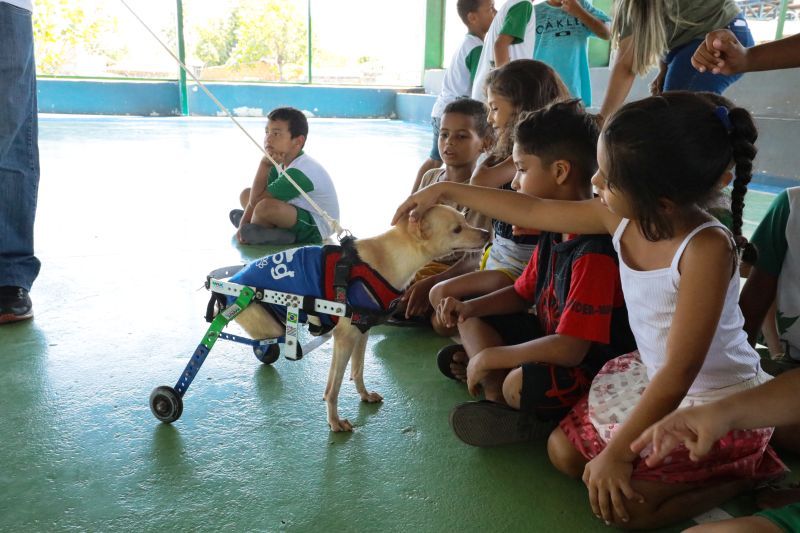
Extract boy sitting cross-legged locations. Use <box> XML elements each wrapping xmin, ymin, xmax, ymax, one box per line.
<box><xmin>435</xmin><ymin>100</ymin><xmax>636</xmax><ymax>446</ymax></box>
<box><xmin>230</xmin><ymin>107</ymin><xmax>340</xmax><ymax>245</ymax></box>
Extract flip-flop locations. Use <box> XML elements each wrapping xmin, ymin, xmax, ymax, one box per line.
<box><xmin>449</xmin><ymin>400</ymin><xmax>556</xmax><ymax>447</ymax></box>
<box><xmin>436</xmin><ymin>344</ymin><xmax>466</xmax><ymax>381</ymax></box>
<box><xmin>229</xmin><ymin>209</ymin><xmax>244</xmax><ymax>228</ymax></box>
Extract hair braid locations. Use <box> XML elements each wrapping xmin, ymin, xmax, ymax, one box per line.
<box><xmin>728</xmin><ymin>107</ymin><xmax>758</xmax><ymax>263</ymax></box>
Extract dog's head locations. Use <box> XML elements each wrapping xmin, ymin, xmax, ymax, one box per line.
<box><xmin>404</xmin><ymin>204</ymin><xmax>489</xmax><ymax>260</ymax></box>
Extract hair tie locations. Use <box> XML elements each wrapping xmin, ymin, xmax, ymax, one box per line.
<box><xmin>714</xmin><ymin>106</ymin><xmax>733</xmax><ymax>133</ymax></box>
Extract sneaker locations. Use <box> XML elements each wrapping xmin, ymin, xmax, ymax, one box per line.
<box><xmin>229</xmin><ymin>209</ymin><xmax>244</xmax><ymax>228</ymax></box>
<box><xmin>449</xmin><ymin>400</ymin><xmax>555</xmax><ymax>447</ymax></box>
<box><xmin>0</xmin><ymin>286</ymin><xmax>33</xmax><ymax>324</ymax></box>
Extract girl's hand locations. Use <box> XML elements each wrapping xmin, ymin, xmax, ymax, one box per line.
<box><xmin>630</xmin><ymin>404</ymin><xmax>729</xmax><ymax>466</ymax></box>
<box><xmin>466</xmin><ymin>353</ymin><xmax>488</xmax><ymax>397</ymax></box>
<box><xmin>436</xmin><ymin>297</ymin><xmax>473</xmax><ymax>329</ymax></box>
<box><xmin>392</xmin><ymin>183</ymin><xmax>445</xmax><ymax>225</ymax></box>
<box><xmin>691</xmin><ymin>29</ymin><xmax>748</xmax><ymax>75</ymax></box>
<box><xmin>582</xmin><ymin>450</ymin><xmax>644</xmax><ymax>524</ymax></box>
<box><xmin>402</xmin><ymin>277</ymin><xmax>436</xmax><ymax>318</ymax></box>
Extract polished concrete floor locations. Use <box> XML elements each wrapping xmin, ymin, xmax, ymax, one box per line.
<box><xmin>0</xmin><ymin>115</ymin><xmax>794</xmax><ymax>532</ymax></box>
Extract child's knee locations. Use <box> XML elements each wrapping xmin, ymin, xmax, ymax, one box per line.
<box><xmin>239</xmin><ymin>188</ymin><xmax>251</xmax><ymax>208</ymax></box>
<box><xmin>547</xmin><ymin>427</ymin><xmax>585</xmax><ymax>479</ymax></box>
<box><xmin>502</xmin><ymin>368</ymin><xmax>522</xmax><ymax>409</ymax></box>
<box><xmin>428</xmin><ymin>279</ymin><xmax>450</xmax><ymax>306</ymax></box>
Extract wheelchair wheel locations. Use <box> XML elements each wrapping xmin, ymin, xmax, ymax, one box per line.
<box><xmin>149</xmin><ymin>386</ymin><xmax>183</xmax><ymax>423</ymax></box>
<box><xmin>254</xmin><ymin>343</ymin><xmax>280</xmax><ymax>365</ymax></box>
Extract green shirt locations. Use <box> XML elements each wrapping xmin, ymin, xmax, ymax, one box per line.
<box><xmin>500</xmin><ymin>1</ymin><xmax>534</xmax><ymax>44</ymax></box>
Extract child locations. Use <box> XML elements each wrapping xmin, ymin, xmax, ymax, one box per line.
<box><xmin>631</xmin><ymin>368</ymin><xmax>800</xmax><ymax>532</ymax></box>
<box><xmin>533</xmin><ymin>0</ymin><xmax>610</xmax><ymax>106</ymax></box>
<box><xmin>413</xmin><ymin>0</ymin><xmax>496</xmax><ymax>193</ymax></box>
<box><xmin>394</xmin><ymin>91</ymin><xmax>785</xmax><ymax>529</ymax></box>
<box><xmin>434</xmin><ymin>100</ymin><xmax>636</xmax><ymax>447</ymax></box>
<box><xmin>741</xmin><ymin>187</ymin><xmax>800</xmax><ymax>371</ymax></box>
<box><xmin>394</xmin><ymin>99</ymin><xmax>494</xmax><ymax>322</ymax></box>
<box><xmin>229</xmin><ymin>107</ymin><xmax>340</xmax><ymax>245</ymax></box>
<box><xmin>471</xmin><ymin>0</ymin><xmax>537</xmax><ymax>102</ymax></box>
<box><xmin>427</xmin><ymin>59</ymin><xmax>570</xmax><ymax>334</ymax></box>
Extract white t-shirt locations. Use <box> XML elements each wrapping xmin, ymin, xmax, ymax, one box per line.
<box><xmin>431</xmin><ymin>33</ymin><xmax>484</xmax><ymax>119</ymax></box>
<box><xmin>3</xmin><ymin>1</ymin><xmax>33</xmax><ymax>11</ymax></box>
<box><xmin>471</xmin><ymin>0</ymin><xmax>536</xmax><ymax>102</ymax></box>
<box><xmin>280</xmin><ymin>153</ymin><xmax>340</xmax><ymax>239</ymax></box>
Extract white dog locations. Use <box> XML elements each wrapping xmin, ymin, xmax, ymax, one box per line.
<box><xmin>233</xmin><ymin>204</ymin><xmax>488</xmax><ymax>431</ymax></box>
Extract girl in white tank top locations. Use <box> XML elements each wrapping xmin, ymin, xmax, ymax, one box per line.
<box><xmin>393</xmin><ymin>91</ymin><xmax>784</xmax><ymax>528</ymax></box>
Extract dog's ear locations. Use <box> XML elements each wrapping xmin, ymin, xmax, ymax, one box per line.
<box><xmin>408</xmin><ymin>217</ymin><xmax>431</xmax><ymax>241</ymax></box>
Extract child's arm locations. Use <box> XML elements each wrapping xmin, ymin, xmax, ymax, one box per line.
<box><xmin>631</xmin><ymin>369</ymin><xmax>800</xmax><ymax>465</ymax></box>
<box><xmin>598</xmin><ymin>36</ymin><xmax>636</xmax><ymax>124</ymax></box>
<box><xmin>739</xmin><ymin>267</ymin><xmax>779</xmax><ymax>346</ymax></box>
<box><xmin>393</xmin><ymin>181</ymin><xmax>618</xmax><ymax>237</ymax></box>
<box><xmin>240</xmin><ymin>157</ymin><xmax>272</xmax><ymax>226</ymax></box>
<box><xmin>438</xmin><ymin>285</ymin><xmax>529</xmax><ymax>329</ymax></box>
<box><xmin>470</xmin><ymin>156</ymin><xmax>515</xmax><ymax>188</ymax></box>
<box><xmin>402</xmin><ymin>253</ymin><xmax>481</xmax><ymax>318</ymax></box>
<box><xmin>493</xmin><ymin>33</ymin><xmax>515</xmax><ymax>68</ymax></box>
<box><xmin>692</xmin><ymin>30</ymin><xmax>800</xmax><ymax>75</ymax></box>
<box><xmin>561</xmin><ymin>0</ymin><xmax>610</xmax><ymax>40</ymax></box>
<box><xmin>582</xmin><ymin>228</ymin><xmax>737</xmax><ymax>525</ymax></box>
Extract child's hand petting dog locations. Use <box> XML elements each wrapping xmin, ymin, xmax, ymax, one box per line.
<box><xmin>436</xmin><ymin>297</ymin><xmax>475</xmax><ymax>329</ymax></box>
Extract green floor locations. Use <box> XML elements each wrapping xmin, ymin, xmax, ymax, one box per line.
<box><xmin>0</xmin><ymin>116</ymin><xmax>795</xmax><ymax>532</ymax></box>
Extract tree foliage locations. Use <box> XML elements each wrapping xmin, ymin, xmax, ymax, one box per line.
<box><xmin>33</xmin><ymin>0</ymin><xmax>122</xmax><ymax>75</ymax></box>
<box><xmin>194</xmin><ymin>1</ymin><xmax>308</xmax><ymax>81</ymax></box>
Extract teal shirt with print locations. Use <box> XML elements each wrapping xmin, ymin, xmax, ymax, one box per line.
<box><xmin>533</xmin><ymin>1</ymin><xmax>610</xmax><ymax>106</ymax></box>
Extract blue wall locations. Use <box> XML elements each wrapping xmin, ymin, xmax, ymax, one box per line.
<box><xmin>37</xmin><ymin>79</ymin><xmax>401</xmax><ymax>119</ymax></box>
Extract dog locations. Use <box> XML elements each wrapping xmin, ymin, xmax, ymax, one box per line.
<box><xmin>231</xmin><ymin>204</ymin><xmax>489</xmax><ymax>431</ymax></box>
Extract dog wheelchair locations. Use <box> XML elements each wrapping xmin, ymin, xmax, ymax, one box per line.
<box><xmin>149</xmin><ymin>239</ymin><xmax>401</xmax><ymax>424</ymax></box>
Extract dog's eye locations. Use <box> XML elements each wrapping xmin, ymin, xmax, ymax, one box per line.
<box><xmin>453</xmin><ymin>226</ymin><xmax>462</xmax><ymax>234</ymax></box>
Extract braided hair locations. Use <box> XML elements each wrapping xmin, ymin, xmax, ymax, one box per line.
<box><xmin>603</xmin><ymin>91</ymin><xmax>758</xmax><ymax>261</ymax></box>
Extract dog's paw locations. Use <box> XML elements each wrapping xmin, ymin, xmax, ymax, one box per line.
<box><xmin>359</xmin><ymin>391</ymin><xmax>383</xmax><ymax>403</ymax></box>
<box><xmin>329</xmin><ymin>418</ymin><xmax>353</xmax><ymax>432</ymax></box>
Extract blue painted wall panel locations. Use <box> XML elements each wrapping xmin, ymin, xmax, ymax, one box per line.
<box><xmin>186</xmin><ymin>83</ymin><xmax>396</xmax><ymax>118</ymax></box>
<box><xmin>38</xmin><ymin>79</ymin><xmax>181</xmax><ymax>116</ymax></box>
<box><xmin>395</xmin><ymin>93</ymin><xmax>436</xmax><ymax>124</ymax></box>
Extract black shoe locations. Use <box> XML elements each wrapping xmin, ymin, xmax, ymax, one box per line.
<box><xmin>449</xmin><ymin>400</ymin><xmax>556</xmax><ymax>447</ymax></box>
<box><xmin>0</xmin><ymin>286</ymin><xmax>33</xmax><ymax>324</ymax></box>
<box><xmin>229</xmin><ymin>209</ymin><xmax>244</xmax><ymax>228</ymax></box>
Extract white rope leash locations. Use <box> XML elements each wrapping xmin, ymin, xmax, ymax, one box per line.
<box><xmin>119</xmin><ymin>0</ymin><xmax>344</xmax><ymax>237</ymax></box>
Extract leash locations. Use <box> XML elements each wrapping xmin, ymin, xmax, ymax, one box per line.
<box><xmin>119</xmin><ymin>0</ymin><xmax>346</xmax><ymax>240</ymax></box>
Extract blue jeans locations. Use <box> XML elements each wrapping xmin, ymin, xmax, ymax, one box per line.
<box><xmin>663</xmin><ymin>14</ymin><xmax>755</xmax><ymax>94</ymax></box>
<box><xmin>0</xmin><ymin>3</ymin><xmax>40</xmax><ymax>291</ymax></box>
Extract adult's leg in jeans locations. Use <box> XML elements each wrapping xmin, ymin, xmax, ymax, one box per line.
<box><xmin>0</xmin><ymin>4</ymin><xmax>40</xmax><ymax>291</ymax></box>
<box><xmin>663</xmin><ymin>16</ymin><xmax>755</xmax><ymax>94</ymax></box>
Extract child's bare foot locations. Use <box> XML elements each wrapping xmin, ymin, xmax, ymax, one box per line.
<box><xmin>437</xmin><ymin>344</ymin><xmax>468</xmax><ymax>382</ymax></box>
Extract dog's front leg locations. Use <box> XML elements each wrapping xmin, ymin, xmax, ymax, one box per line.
<box><xmin>350</xmin><ymin>332</ymin><xmax>382</xmax><ymax>404</ymax></box>
<box><xmin>324</xmin><ymin>320</ymin><xmax>359</xmax><ymax>432</ymax></box>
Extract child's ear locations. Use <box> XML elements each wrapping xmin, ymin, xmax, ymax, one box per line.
<box><xmin>554</xmin><ymin>160</ymin><xmax>571</xmax><ymax>185</ymax></box>
<box><xmin>718</xmin><ymin>168</ymin><xmax>734</xmax><ymax>188</ymax></box>
<box><xmin>657</xmin><ymin>197</ymin><xmax>676</xmax><ymax>213</ymax></box>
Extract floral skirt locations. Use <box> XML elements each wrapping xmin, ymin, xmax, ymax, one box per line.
<box><xmin>559</xmin><ymin>352</ymin><xmax>787</xmax><ymax>484</ymax></box>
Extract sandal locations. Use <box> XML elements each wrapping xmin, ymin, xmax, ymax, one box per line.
<box><xmin>449</xmin><ymin>400</ymin><xmax>556</xmax><ymax>447</ymax></box>
<box><xmin>436</xmin><ymin>344</ymin><xmax>466</xmax><ymax>381</ymax></box>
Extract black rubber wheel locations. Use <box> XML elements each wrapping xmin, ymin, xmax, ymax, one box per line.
<box><xmin>149</xmin><ymin>386</ymin><xmax>183</xmax><ymax>423</ymax></box>
<box><xmin>254</xmin><ymin>343</ymin><xmax>280</xmax><ymax>365</ymax></box>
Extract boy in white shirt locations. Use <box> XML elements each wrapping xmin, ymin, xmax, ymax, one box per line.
<box><xmin>413</xmin><ymin>0</ymin><xmax>496</xmax><ymax>193</ymax></box>
<box><xmin>471</xmin><ymin>0</ymin><xmax>536</xmax><ymax>102</ymax></box>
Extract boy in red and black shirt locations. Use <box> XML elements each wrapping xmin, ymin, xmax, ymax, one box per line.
<box><xmin>434</xmin><ymin>100</ymin><xmax>635</xmax><ymax>446</ymax></box>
